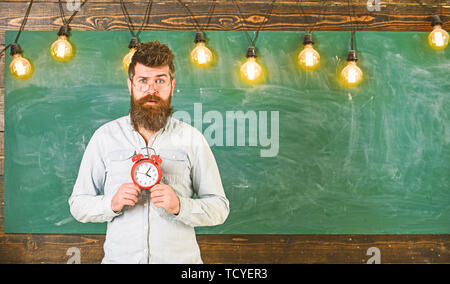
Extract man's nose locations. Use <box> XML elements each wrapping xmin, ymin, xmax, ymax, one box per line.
<box><xmin>145</xmin><ymin>82</ymin><xmax>158</xmax><ymax>93</ymax></box>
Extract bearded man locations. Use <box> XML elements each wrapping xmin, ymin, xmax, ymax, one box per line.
<box><xmin>69</xmin><ymin>41</ymin><xmax>229</xmax><ymax>264</ymax></box>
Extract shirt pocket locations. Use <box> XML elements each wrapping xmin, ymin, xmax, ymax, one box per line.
<box><xmin>106</xmin><ymin>149</ymin><xmax>136</xmax><ymax>177</ymax></box>
<box><xmin>158</xmin><ymin>149</ymin><xmax>190</xmax><ymax>183</ymax></box>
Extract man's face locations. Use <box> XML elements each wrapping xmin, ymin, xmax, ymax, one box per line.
<box><xmin>128</xmin><ymin>63</ymin><xmax>175</xmax><ymax>103</ymax></box>
<box><xmin>128</xmin><ymin>63</ymin><xmax>176</xmax><ymax>132</ymax></box>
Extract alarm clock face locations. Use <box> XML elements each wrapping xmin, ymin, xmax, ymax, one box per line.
<box><xmin>132</xmin><ymin>160</ymin><xmax>161</xmax><ymax>189</ymax></box>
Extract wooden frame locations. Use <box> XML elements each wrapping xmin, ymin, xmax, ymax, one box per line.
<box><xmin>1</xmin><ymin>0</ymin><xmax>449</xmax><ymax>264</ymax></box>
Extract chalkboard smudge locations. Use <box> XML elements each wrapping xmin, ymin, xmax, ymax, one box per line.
<box><xmin>55</xmin><ymin>217</ymin><xmax>73</xmax><ymax>227</ymax></box>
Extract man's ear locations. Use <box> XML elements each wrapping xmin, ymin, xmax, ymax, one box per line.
<box><xmin>170</xmin><ymin>78</ymin><xmax>176</xmax><ymax>97</ymax></box>
<box><xmin>127</xmin><ymin>77</ymin><xmax>132</xmax><ymax>96</ymax></box>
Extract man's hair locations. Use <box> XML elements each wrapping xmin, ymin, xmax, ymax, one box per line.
<box><xmin>128</xmin><ymin>40</ymin><xmax>175</xmax><ymax>80</ymax></box>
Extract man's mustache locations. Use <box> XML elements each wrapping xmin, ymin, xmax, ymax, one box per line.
<box><xmin>137</xmin><ymin>94</ymin><xmax>162</xmax><ymax>105</ymax></box>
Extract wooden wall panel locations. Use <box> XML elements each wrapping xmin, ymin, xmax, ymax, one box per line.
<box><xmin>0</xmin><ymin>1</ymin><xmax>449</xmax><ymax>33</ymax></box>
<box><xmin>1</xmin><ymin>0</ymin><xmax>449</xmax><ymax>264</ymax></box>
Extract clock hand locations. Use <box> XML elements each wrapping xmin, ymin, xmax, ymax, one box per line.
<box><xmin>137</xmin><ymin>171</ymin><xmax>152</xmax><ymax>178</ymax></box>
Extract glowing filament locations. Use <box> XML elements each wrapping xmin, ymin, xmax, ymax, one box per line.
<box><xmin>240</xmin><ymin>57</ymin><xmax>263</xmax><ymax>82</ymax></box>
<box><xmin>190</xmin><ymin>42</ymin><xmax>213</xmax><ymax>67</ymax></box>
<box><xmin>50</xmin><ymin>35</ymin><xmax>74</xmax><ymax>62</ymax></box>
<box><xmin>10</xmin><ymin>54</ymin><xmax>33</xmax><ymax>79</ymax></box>
<box><xmin>298</xmin><ymin>44</ymin><xmax>320</xmax><ymax>70</ymax></box>
<box><xmin>341</xmin><ymin>61</ymin><xmax>363</xmax><ymax>86</ymax></box>
<box><xmin>428</xmin><ymin>25</ymin><xmax>449</xmax><ymax>50</ymax></box>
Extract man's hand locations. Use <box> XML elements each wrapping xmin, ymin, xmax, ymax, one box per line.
<box><xmin>111</xmin><ymin>183</ymin><xmax>141</xmax><ymax>213</ymax></box>
<box><xmin>150</xmin><ymin>184</ymin><xmax>180</xmax><ymax>215</ymax></box>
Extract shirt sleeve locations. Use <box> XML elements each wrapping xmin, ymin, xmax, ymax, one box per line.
<box><xmin>68</xmin><ymin>128</ymin><xmax>121</xmax><ymax>223</ymax></box>
<box><xmin>174</xmin><ymin>134</ymin><xmax>230</xmax><ymax>227</ymax></box>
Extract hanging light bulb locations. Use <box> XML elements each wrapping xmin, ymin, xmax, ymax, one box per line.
<box><xmin>191</xmin><ymin>32</ymin><xmax>213</xmax><ymax>67</ymax></box>
<box><xmin>123</xmin><ymin>48</ymin><xmax>136</xmax><ymax>71</ymax></box>
<box><xmin>123</xmin><ymin>37</ymin><xmax>139</xmax><ymax>71</ymax></box>
<box><xmin>341</xmin><ymin>50</ymin><xmax>363</xmax><ymax>87</ymax></box>
<box><xmin>9</xmin><ymin>43</ymin><xmax>33</xmax><ymax>80</ymax></box>
<box><xmin>240</xmin><ymin>46</ymin><xmax>263</xmax><ymax>83</ymax></box>
<box><xmin>50</xmin><ymin>25</ymin><xmax>74</xmax><ymax>62</ymax></box>
<box><xmin>428</xmin><ymin>15</ymin><xmax>449</xmax><ymax>50</ymax></box>
<box><xmin>298</xmin><ymin>33</ymin><xmax>320</xmax><ymax>70</ymax></box>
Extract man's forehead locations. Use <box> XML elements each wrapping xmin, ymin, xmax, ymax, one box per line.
<box><xmin>134</xmin><ymin>62</ymin><xmax>170</xmax><ymax>77</ymax></box>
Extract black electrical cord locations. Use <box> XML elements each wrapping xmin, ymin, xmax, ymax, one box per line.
<box><xmin>414</xmin><ymin>0</ymin><xmax>444</xmax><ymax>27</ymax></box>
<box><xmin>57</xmin><ymin>0</ymin><xmax>87</xmax><ymax>36</ymax></box>
<box><xmin>0</xmin><ymin>0</ymin><xmax>34</xmax><ymax>58</ymax></box>
<box><xmin>0</xmin><ymin>44</ymin><xmax>11</xmax><ymax>58</ymax></box>
<box><xmin>58</xmin><ymin>0</ymin><xmax>88</xmax><ymax>27</ymax></box>
<box><xmin>120</xmin><ymin>0</ymin><xmax>153</xmax><ymax>39</ymax></box>
<box><xmin>231</xmin><ymin>0</ymin><xmax>277</xmax><ymax>48</ymax></box>
<box><xmin>16</xmin><ymin>0</ymin><xmax>34</xmax><ymax>43</ymax></box>
<box><xmin>176</xmin><ymin>0</ymin><xmax>217</xmax><ymax>32</ymax></box>
<box><xmin>347</xmin><ymin>0</ymin><xmax>356</xmax><ymax>51</ymax></box>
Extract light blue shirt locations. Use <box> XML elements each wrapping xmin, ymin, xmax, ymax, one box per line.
<box><xmin>69</xmin><ymin>115</ymin><xmax>230</xmax><ymax>264</ymax></box>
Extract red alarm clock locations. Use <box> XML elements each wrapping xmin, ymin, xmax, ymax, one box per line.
<box><xmin>131</xmin><ymin>153</ymin><xmax>163</xmax><ymax>189</ymax></box>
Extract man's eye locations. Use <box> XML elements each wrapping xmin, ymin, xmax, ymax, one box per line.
<box><xmin>138</xmin><ymin>79</ymin><xmax>147</xmax><ymax>84</ymax></box>
<box><xmin>156</xmin><ymin>79</ymin><xmax>165</xmax><ymax>84</ymax></box>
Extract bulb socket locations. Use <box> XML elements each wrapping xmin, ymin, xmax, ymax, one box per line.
<box><xmin>347</xmin><ymin>50</ymin><xmax>358</xmax><ymax>62</ymax></box>
<box><xmin>246</xmin><ymin>46</ymin><xmax>257</xmax><ymax>58</ymax></box>
<box><xmin>303</xmin><ymin>33</ymin><xmax>314</xmax><ymax>45</ymax></box>
<box><xmin>128</xmin><ymin>37</ymin><xmax>139</xmax><ymax>49</ymax></box>
<box><xmin>194</xmin><ymin>32</ymin><xmax>206</xmax><ymax>43</ymax></box>
<box><xmin>57</xmin><ymin>25</ymin><xmax>71</xmax><ymax>37</ymax></box>
<box><xmin>430</xmin><ymin>15</ymin><xmax>443</xmax><ymax>27</ymax></box>
<box><xmin>10</xmin><ymin>43</ymin><xmax>23</xmax><ymax>56</ymax></box>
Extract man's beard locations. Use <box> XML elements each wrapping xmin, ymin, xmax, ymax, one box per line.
<box><xmin>129</xmin><ymin>89</ymin><xmax>174</xmax><ymax>132</ymax></box>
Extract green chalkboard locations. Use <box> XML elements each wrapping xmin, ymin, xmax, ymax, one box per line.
<box><xmin>4</xmin><ymin>30</ymin><xmax>450</xmax><ymax>234</ymax></box>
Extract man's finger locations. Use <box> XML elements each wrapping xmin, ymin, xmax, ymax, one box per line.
<box><xmin>153</xmin><ymin>201</ymin><xmax>164</xmax><ymax>208</ymax></box>
<box><xmin>123</xmin><ymin>192</ymin><xmax>139</xmax><ymax>202</ymax></box>
<box><xmin>151</xmin><ymin>196</ymin><xmax>165</xmax><ymax>203</ymax></box>
<box><xmin>150</xmin><ymin>190</ymin><xmax>165</xmax><ymax>198</ymax></box>
<box><xmin>119</xmin><ymin>183</ymin><xmax>141</xmax><ymax>196</ymax></box>
<box><xmin>150</xmin><ymin>184</ymin><xmax>167</xmax><ymax>192</ymax></box>
<box><xmin>122</xmin><ymin>198</ymin><xmax>137</xmax><ymax>206</ymax></box>
<box><xmin>123</xmin><ymin>188</ymin><xmax>140</xmax><ymax>197</ymax></box>
<box><xmin>124</xmin><ymin>184</ymin><xmax>141</xmax><ymax>193</ymax></box>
